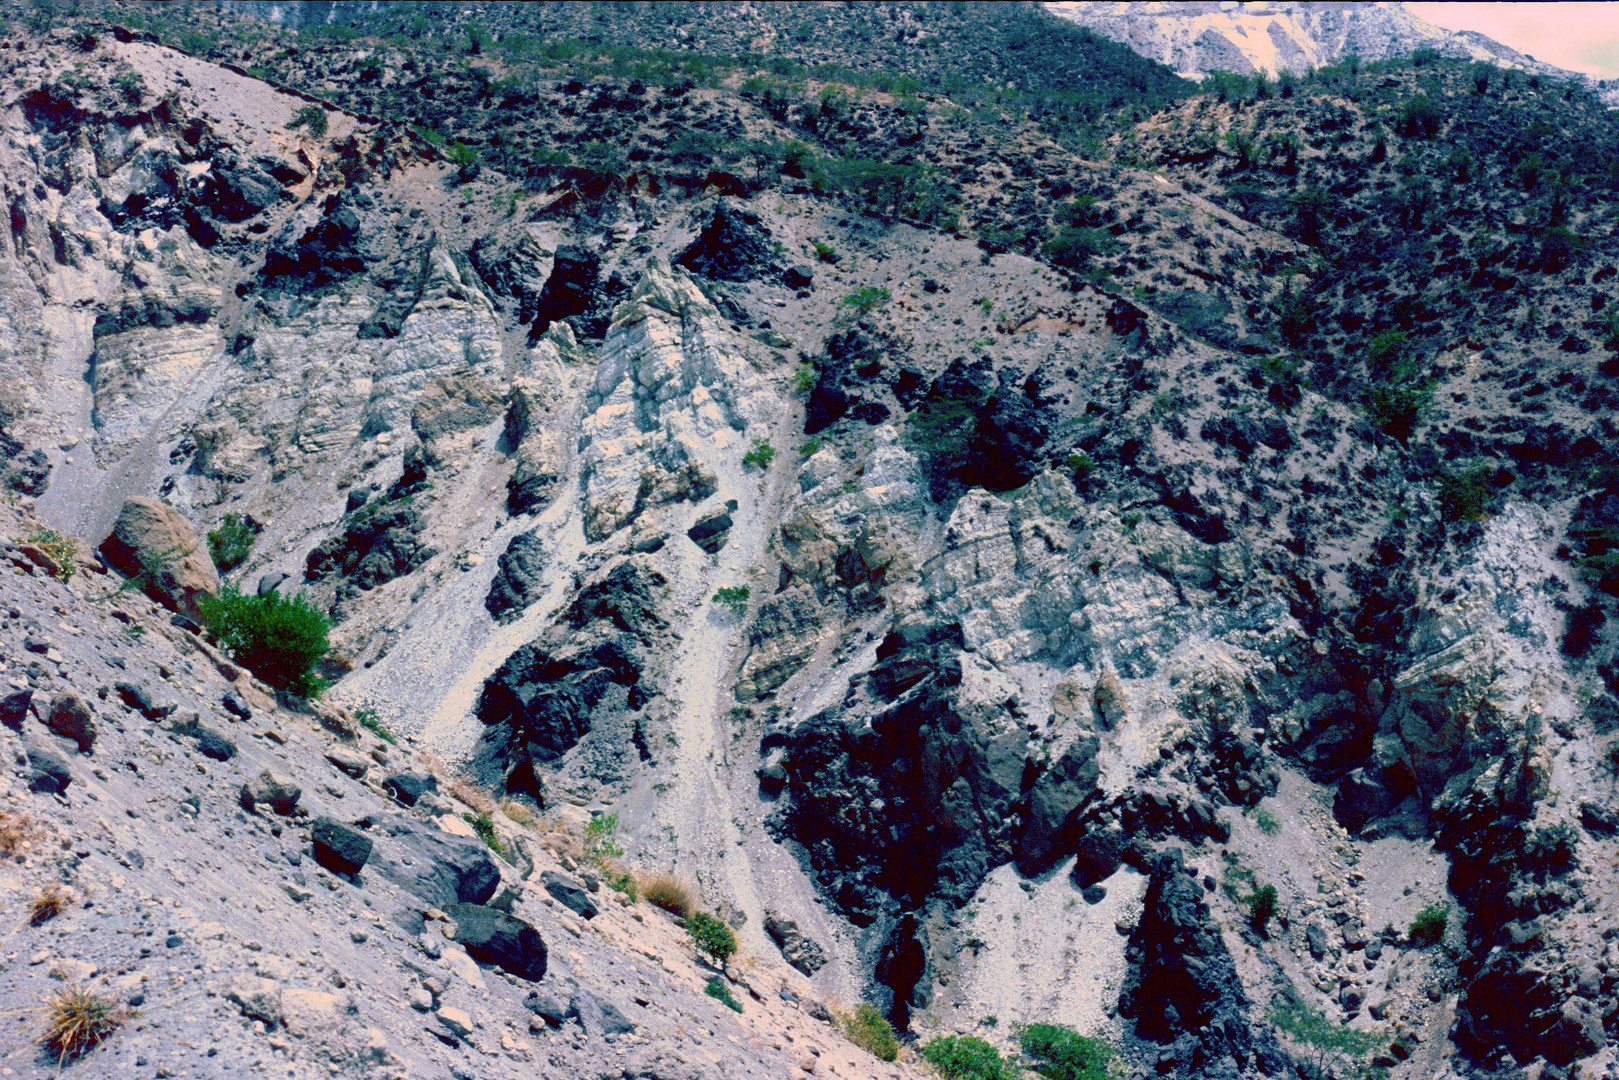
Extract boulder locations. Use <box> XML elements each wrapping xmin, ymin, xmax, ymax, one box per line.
<box><xmin>26</xmin><ymin>744</ymin><xmax>72</xmax><ymax>793</ymax></box>
<box><xmin>764</xmin><ymin>913</ymin><xmax>827</xmax><ymax>976</ymax></box>
<box><xmin>382</xmin><ymin>772</ymin><xmax>437</xmax><ymax>807</ymax></box>
<box><xmin>240</xmin><ymin>769</ymin><xmax>301</xmax><ymax>815</ymax></box>
<box><xmin>570</xmin><ymin>989</ymin><xmax>635</xmax><ymax>1036</ymax></box>
<box><xmin>311</xmin><ymin>817</ymin><xmax>372</xmax><ymax>876</ymax></box>
<box><xmin>411</xmin><ymin>370</ymin><xmax>502</xmax><ymax>442</ymax></box>
<box><xmin>687</xmin><ymin>507</ymin><xmax>734</xmax><ymax>554</ymax></box>
<box><xmin>0</xmin><ymin>689</ymin><xmax>31</xmax><ymax>730</ymax></box>
<box><xmin>44</xmin><ymin>693</ymin><xmax>95</xmax><ymax>752</ymax></box>
<box><xmin>541</xmin><ymin>871</ymin><xmax>598</xmax><ymax>919</ymax></box>
<box><xmin>98</xmin><ymin>497</ymin><xmax>219</xmax><ymax>621</ymax></box>
<box><xmin>443</xmin><ymin>903</ymin><xmax>548</xmax><ymax>980</ymax></box>
<box><xmin>364</xmin><ymin>814</ymin><xmax>500</xmax><ymax>906</ymax></box>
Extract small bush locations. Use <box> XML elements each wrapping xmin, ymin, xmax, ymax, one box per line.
<box><xmin>41</xmin><ymin>985</ymin><xmax>125</xmax><ymax>1066</ymax></box>
<box><xmin>463</xmin><ymin>812</ymin><xmax>505</xmax><ymax>857</ymax></box>
<box><xmin>1248</xmin><ymin>883</ymin><xmax>1278</xmax><ymax>933</ymax></box>
<box><xmin>604</xmin><ymin>869</ymin><xmax>638</xmax><ymax>901</ymax></box>
<box><xmin>26</xmin><ymin>527</ymin><xmax>77</xmax><ymax>582</ymax></box>
<box><xmin>921</xmin><ymin>1034</ymin><xmax>1012</xmax><ymax>1080</ymax></box>
<box><xmin>1066</xmin><ymin>452</ymin><xmax>1094</xmax><ymax>482</ymax></box>
<box><xmin>1436</xmin><ymin>466</ymin><xmax>1493</xmax><ymax>523</ymax></box>
<box><xmin>1251</xmin><ymin>807</ymin><xmax>1280</xmax><ymax>835</ymax></box>
<box><xmin>641</xmin><ymin>870</ymin><xmax>694</xmax><ymax>917</ymax></box>
<box><xmin>447</xmin><ymin>141</ymin><xmax>479</xmax><ymax>166</ymax></box>
<box><xmin>352</xmin><ymin>706</ymin><xmax>396</xmax><ymax>745</ymax></box>
<box><xmin>840</xmin><ymin>286</ymin><xmax>891</xmax><ymax>317</ymax></box>
<box><xmin>113</xmin><ymin>71</ymin><xmax>145</xmax><ymax>104</ymax></box>
<box><xmin>705</xmin><ymin>976</ymin><xmax>743</xmax><ymax>1013</ymax></box>
<box><xmin>207</xmin><ymin>512</ymin><xmax>256</xmax><ymax>572</ymax></box>
<box><xmin>583</xmin><ymin>812</ymin><xmax>624</xmax><ymax>866</ymax></box>
<box><xmin>197</xmin><ymin>585</ymin><xmax>331</xmax><ymax>698</ymax></box>
<box><xmin>686</xmin><ymin>911</ymin><xmax>738</xmax><ymax>970</ymax></box>
<box><xmin>1042</xmin><ymin>226</ymin><xmax>1119</xmax><ymax>271</ymax></box>
<box><xmin>287</xmin><ymin>104</ymin><xmax>328</xmax><ymax>139</ymax></box>
<box><xmin>1020</xmin><ymin>1023</ymin><xmax>1114</xmax><ymax>1080</ymax></box>
<box><xmin>840</xmin><ymin>1002</ymin><xmax>899</xmax><ymax>1062</ymax></box>
<box><xmin>813</xmin><ymin>241</ymin><xmax>838</xmax><ymax>263</ymax></box>
<box><xmin>793</xmin><ymin>363</ymin><xmax>817</xmax><ymax>394</ymax></box>
<box><xmin>713</xmin><ymin>585</ymin><xmax>750</xmax><ymax>615</ymax></box>
<box><xmin>1408</xmin><ymin>903</ymin><xmax>1448</xmax><ymax>946</ymax></box>
<box><xmin>742</xmin><ymin>440</ymin><xmax>777</xmax><ymax>469</ymax></box>
<box><xmin>0</xmin><ymin>810</ymin><xmax>43</xmax><ymax>855</ymax></box>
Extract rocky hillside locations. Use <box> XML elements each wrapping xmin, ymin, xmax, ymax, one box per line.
<box><xmin>0</xmin><ymin>4</ymin><xmax>1616</xmax><ymax>1080</ymax></box>
<box><xmin>1048</xmin><ymin>1</ymin><xmax>1619</xmax><ymax>100</ymax></box>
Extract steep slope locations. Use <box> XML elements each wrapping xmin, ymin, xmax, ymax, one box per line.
<box><xmin>0</xmin><ymin>6</ymin><xmax>1616</xmax><ymax>1080</ymax></box>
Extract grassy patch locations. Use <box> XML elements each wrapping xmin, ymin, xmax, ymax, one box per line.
<box><xmin>462</xmin><ymin>812</ymin><xmax>506</xmax><ymax>857</ymax></box>
<box><xmin>742</xmin><ymin>440</ymin><xmax>777</xmax><ymax>469</ymax></box>
<box><xmin>712</xmin><ymin>585</ymin><xmax>750</xmax><ymax>615</ymax></box>
<box><xmin>640</xmin><ymin>870</ymin><xmax>694</xmax><ymax>917</ymax></box>
<box><xmin>41</xmin><ymin>985</ymin><xmax>126</xmax><ymax>1066</ymax></box>
<box><xmin>25</xmin><ymin>527</ymin><xmax>77</xmax><ymax>582</ymax></box>
<box><xmin>352</xmin><ymin>706</ymin><xmax>396</xmax><ymax>745</ymax></box>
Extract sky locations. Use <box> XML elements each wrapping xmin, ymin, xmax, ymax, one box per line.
<box><xmin>1405</xmin><ymin>2</ymin><xmax>1619</xmax><ymax>80</ymax></box>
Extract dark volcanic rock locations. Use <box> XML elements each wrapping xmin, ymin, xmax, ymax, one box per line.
<box><xmin>485</xmin><ymin>530</ymin><xmax>546</xmax><ymax>622</ymax></box>
<box><xmin>1119</xmin><ymin>849</ymin><xmax>1286</xmax><ymax>1077</ymax></box>
<box><xmin>364</xmin><ymin>814</ymin><xmax>500</xmax><ymax>907</ymax></box>
<box><xmin>686</xmin><ymin>507</ymin><xmax>733</xmax><ymax>553</ymax></box>
<box><xmin>259</xmin><ymin>191</ymin><xmax>365</xmax><ymax>290</ymax></box>
<box><xmin>443</xmin><ymin>903</ymin><xmax>548</xmax><ymax>980</ymax></box>
<box><xmin>541</xmin><ymin>870</ymin><xmax>598</xmax><ymax>919</ymax></box>
<box><xmin>0</xmin><ymin>689</ymin><xmax>31</xmax><ymax>731</ymax></box>
<box><xmin>44</xmin><ymin>692</ymin><xmax>96</xmax><ymax>752</ymax></box>
<box><xmin>311</xmin><ymin>817</ymin><xmax>372</xmax><ymax>876</ymax></box>
<box><xmin>531</xmin><ymin>244</ymin><xmax>598</xmax><ymax>334</ymax></box>
<box><xmin>305</xmin><ymin>504</ymin><xmax>434</xmax><ymax>593</ymax></box>
<box><xmin>675</xmin><ymin>199</ymin><xmax>778</xmax><ymax>282</ymax></box>
<box><xmin>382</xmin><ymin>772</ymin><xmax>438</xmax><ymax>807</ymax></box>
<box><xmin>764</xmin><ymin>912</ymin><xmax>827</xmax><ymax>976</ymax></box>
<box><xmin>25</xmin><ymin>744</ymin><xmax>72</xmax><ymax>793</ymax></box>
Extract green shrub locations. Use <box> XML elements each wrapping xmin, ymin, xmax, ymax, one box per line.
<box><xmin>686</xmin><ymin>911</ymin><xmax>737</xmax><ymax>970</ymax></box>
<box><xmin>1042</xmin><ymin>226</ymin><xmax>1118</xmax><ymax>271</ymax></box>
<box><xmin>813</xmin><ymin>241</ymin><xmax>838</xmax><ymax>263</ymax></box>
<box><xmin>197</xmin><ymin>585</ymin><xmax>330</xmax><ymax>698</ymax></box>
<box><xmin>713</xmin><ymin>586</ymin><xmax>750</xmax><ymax>615</ymax></box>
<box><xmin>840</xmin><ymin>1002</ymin><xmax>899</xmax><ymax>1062</ymax></box>
<box><xmin>1436</xmin><ymin>467</ymin><xmax>1493</xmax><ymax>523</ymax></box>
<box><xmin>742</xmin><ymin>440</ymin><xmax>777</xmax><ymax>469</ymax></box>
<box><xmin>1248</xmin><ymin>883</ymin><xmax>1278</xmax><ymax>933</ymax></box>
<box><xmin>287</xmin><ymin>104</ymin><xmax>328</xmax><ymax>139</ymax></box>
<box><xmin>447</xmin><ymin>141</ymin><xmax>479</xmax><ymax>166</ymax></box>
<box><xmin>1270</xmin><ymin>1000</ymin><xmax>1379</xmax><ymax>1077</ymax></box>
<box><xmin>921</xmin><ymin>1035</ymin><xmax>1011</xmax><ymax>1080</ymax></box>
<box><xmin>704</xmin><ymin>976</ymin><xmax>742</xmax><ymax>1013</ymax></box>
<box><xmin>793</xmin><ymin>363</ymin><xmax>817</xmax><ymax>394</ymax></box>
<box><xmin>1066</xmin><ymin>452</ymin><xmax>1094</xmax><ymax>482</ymax></box>
<box><xmin>1398</xmin><ymin>94</ymin><xmax>1442</xmax><ymax>137</ymax></box>
<box><xmin>1251</xmin><ymin>807</ymin><xmax>1280</xmax><ymax>835</ymax></box>
<box><xmin>462</xmin><ymin>812</ymin><xmax>505</xmax><ymax>857</ymax></box>
<box><xmin>1365</xmin><ymin>381</ymin><xmax>1431</xmax><ymax>442</ymax></box>
<box><xmin>207</xmin><ymin>512</ymin><xmax>256</xmax><ymax>572</ymax></box>
<box><xmin>840</xmin><ymin>286</ymin><xmax>891</xmax><ymax>317</ymax></box>
<box><xmin>114</xmin><ymin>71</ymin><xmax>145</xmax><ymax>104</ymax></box>
<box><xmin>1019</xmin><ymin>1023</ymin><xmax>1114</xmax><ymax>1080</ymax></box>
<box><xmin>583</xmin><ymin>812</ymin><xmax>624</xmax><ymax>866</ymax></box>
<box><xmin>1408</xmin><ymin>903</ymin><xmax>1448</xmax><ymax>946</ymax></box>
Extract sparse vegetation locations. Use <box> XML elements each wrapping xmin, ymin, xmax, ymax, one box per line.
<box><xmin>1269</xmin><ymin>999</ymin><xmax>1380</xmax><ymax>1078</ymax></box>
<box><xmin>713</xmin><ymin>585</ymin><xmax>750</xmax><ymax>615</ymax></box>
<box><xmin>41</xmin><ymin>985</ymin><xmax>126</xmax><ymax>1066</ymax></box>
<box><xmin>25</xmin><ymin>527</ymin><xmax>77</xmax><ymax>582</ymax></box>
<box><xmin>0</xmin><ymin>810</ymin><xmax>43</xmax><ymax>856</ymax></box>
<box><xmin>29</xmin><ymin>882</ymin><xmax>74</xmax><ymax>926</ymax></box>
<box><xmin>704</xmin><ymin>976</ymin><xmax>742</xmax><ymax>1013</ymax></box>
<box><xmin>1408</xmin><ymin>903</ymin><xmax>1448</xmax><ymax>946</ymax></box>
<box><xmin>207</xmin><ymin>511</ymin><xmax>256</xmax><ymax>572</ymax></box>
<box><xmin>839</xmin><ymin>286</ymin><xmax>891</xmax><ymax>318</ymax></box>
<box><xmin>839</xmin><ymin>1002</ymin><xmax>899</xmax><ymax>1062</ymax></box>
<box><xmin>462</xmin><ymin>811</ymin><xmax>506</xmax><ymax>857</ymax></box>
<box><xmin>685</xmin><ymin>911</ymin><xmax>738</xmax><ymax>970</ymax></box>
<box><xmin>742</xmin><ymin>440</ymin><xmax>777</xmax><ymax>469</ymax></box>
<box><xmin>287</xmin><ymin>104</ymin><xmax>329</xmax><ymax>139</ymax></box>
<box><xmin>1251</xmin><ymin>806</ymin><xmax>1280</xmax><ymax>835</ymax></box>
<box><xmin>197</xmin><ymin>585</ymin><xmax>331</xmax><ymax>698</ymax></box>
<box><xmin>1435</xmin><ymin>466</ymin><xmax>1494</xmax><ymax>523</ymax></box>
<box><xmin>583</xmin><ymin>812</ymin><xmax>625</xmax><ymax>866</ymax></box>
<box><xmin>352</xmin><ymin>706</ymin><xmax>396</xmax><ymax>745</ymax></box>
<box><xmin>1247</xmin><ymin>883</ymin><xmax>1278</xmax><ymax>933</ymax></box>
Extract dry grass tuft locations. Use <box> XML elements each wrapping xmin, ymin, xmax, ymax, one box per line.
<box><xmin>639</xmin><ymin>870</ymin><xmax>694</xmax><ymax>918</ymax></box>
<box><xmin>499</xmin><ymin>797</ymin><xmax>538</xmax><ymax>827</ymax></box>
<box><xmin>28</xmin><ymin>882</ymin><xmax>74</xmax><ymax>926</ymax></box>
<box><xmin>446</xmin><ymin>776</ymin><xmax>496</xmax><ymax>815</ymax></box>
<box><xmin>40</xmin><ymin>984</ymin><xmax>125</xmax><ymax>1065</ymax></box>
<box><xmin>0</xmin><ymin>810</ymin><xmax>44</xmax><ymax>857</ymax></box>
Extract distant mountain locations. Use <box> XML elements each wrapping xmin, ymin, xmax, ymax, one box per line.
<box><xmin>1047</xmin><ymin>1</ymin><xmax>1616</xmax><ymax>98</ymax></box>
